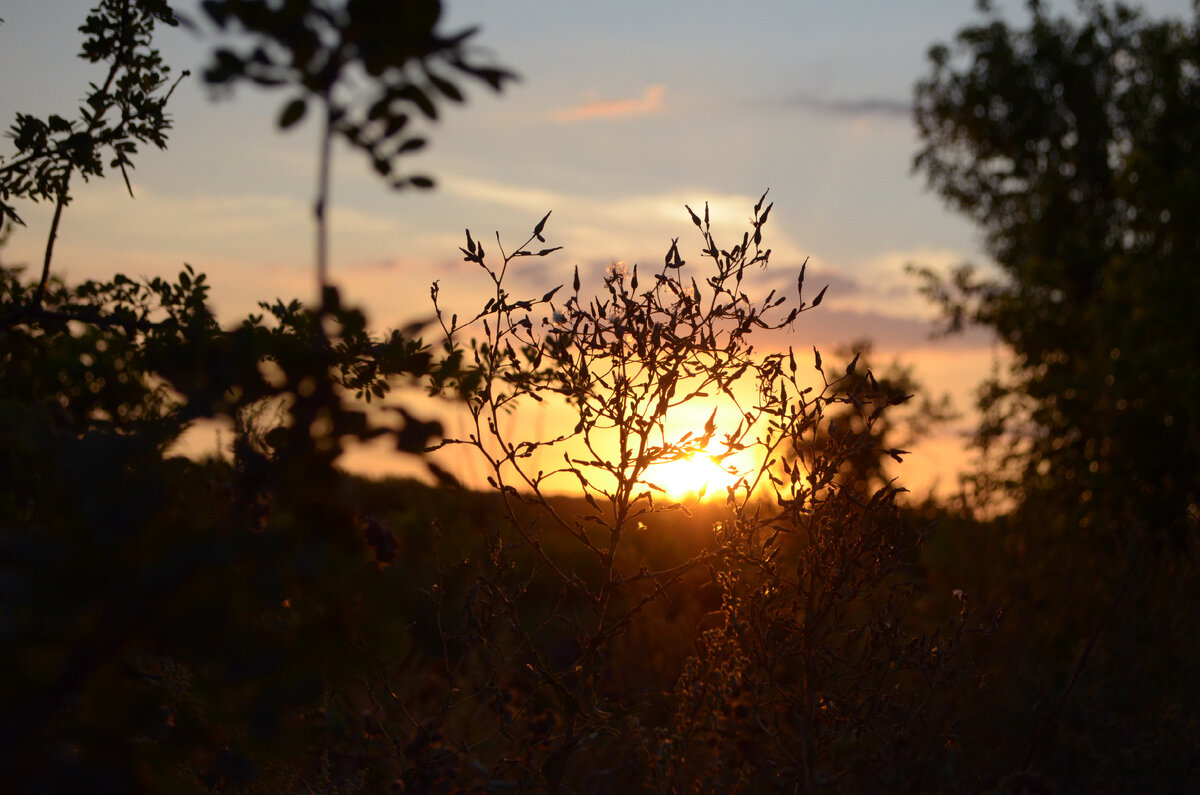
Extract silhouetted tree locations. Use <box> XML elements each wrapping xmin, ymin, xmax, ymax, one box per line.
<box><xmin>787</xmin><ymin>340</ymin><xmax>954</xmax><ymax>496</ymax></box>
<box><xmin>913</xmin><ymin>2</ymin><xmax>1200</xmax><ymax>788</ymax></box>
<box><xmin>914</xmin><ymin>0</ymin><xmax>1200</xmax><ymax>551</ymax></box>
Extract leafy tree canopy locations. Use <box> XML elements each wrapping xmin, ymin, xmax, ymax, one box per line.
<box><xmin>913</xmin><ymin>0</ymin><xmax>1200</xmax><ymax>549</ymax></box>
<box><xmin>199</xmin><ymin>0</ymin><xmax>515</xmax><ymax>190</ymax></box>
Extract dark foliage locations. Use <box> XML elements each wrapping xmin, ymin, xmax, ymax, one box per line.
<box><xmin>914</xmin><ymin>0</ymin><xmax>1200</xmax><ymax>551</ymax></box>
<box><xmin>0</xmin><ymin>2</ymin><xmax>479</xmax><ymax>789</ymax></box>
<box><xmin>0</xmin><ymin>257</ymin><xmax>452</xmax><ymax>791</ymax></box>
<box><xmin>0</xmin><ymin>0</ymin><xmax>981</xmax><ymax>788</ymax></box>
<box><xmin>914</xmin><ymin>1</ymin><xmax>1200</xmax><ymax>789</ymax></box>
<box><xmin>198</xmin><ymin>0</ymin><xmax>515</xmax><ymax>190</ymax></box>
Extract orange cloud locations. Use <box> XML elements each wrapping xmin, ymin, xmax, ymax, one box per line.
<box><xmin>552</xmin><ymin>84</ymin><xmax>665</xmax><ymax>122</ymax></box>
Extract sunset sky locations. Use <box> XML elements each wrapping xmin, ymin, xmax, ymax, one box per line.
<box><xmin>2</xmin><ymin>0</ymin><xmax>1194</xmax><ymax>495</ymax></box>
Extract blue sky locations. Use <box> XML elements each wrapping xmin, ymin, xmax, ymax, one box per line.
<box><xmin>3</xmin><ymin>0</ymin><xmax>1195</xmax><ymax>492</ymax></box>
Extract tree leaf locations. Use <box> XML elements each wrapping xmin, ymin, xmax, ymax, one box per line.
<box><xmin>278</xmin><ymin>97</ymin><xmax>307</xmax><ymax>129</ymax></box>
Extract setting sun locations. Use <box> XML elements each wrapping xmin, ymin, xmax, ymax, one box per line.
<box><xmin>645</xmin><ymin>450</ymin><xmax>742</xmax><ymax>502</ymax></box>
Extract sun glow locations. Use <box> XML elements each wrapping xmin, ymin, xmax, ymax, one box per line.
<box><xmin>645</xmin><ymin>450</ymin><xmax>742</xmax><ymax>502</ymax></box>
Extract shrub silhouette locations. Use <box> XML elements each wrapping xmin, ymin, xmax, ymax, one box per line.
<box><xmin>389</xmin><ymin>199</ymin><xmax>971</xmax><ymax>791</ymax></box>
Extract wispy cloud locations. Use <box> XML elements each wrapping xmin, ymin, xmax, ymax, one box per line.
<box><xmin>788</xmin><ymin>306</ymin><xmax>992</xmax><ymax>352</ymax></box>
<box><xmin>439</xmin><ymin>177</ymin><xmax>561</xmax><ymax>214</ymax></box>
<box><xmin>551</xmin><ymin>84</ymin><xmax>666</xmax><ymax>122</ymax></box>
<box><xmin>780</xmin><ymin>94</ymin><xmax>911</xmax><ymax>120</ymax></box>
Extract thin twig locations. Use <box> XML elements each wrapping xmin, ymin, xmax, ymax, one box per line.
<box><xmin>32</xmin><ymin>186</ymin><xmax>70</xmax><ymax>309</ymax></box>
<box><xmin>314</xmin><ymin>101</ymin><xmax>334</xmax><ymax>302</ymax></box>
